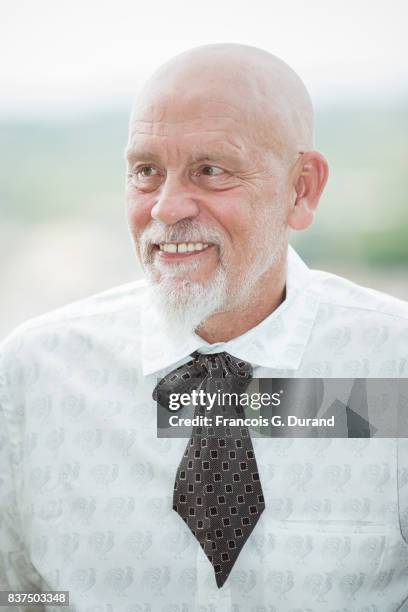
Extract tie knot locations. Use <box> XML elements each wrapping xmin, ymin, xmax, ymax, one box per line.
<box><xmin>192</xmin><ymin>351</ymin><xmax>252</xmax><ymax>379</ymax></box>
<box><xmin>153</xmin><ymin>351</ymin><xmax>253</xmax><ymax>411</ymax></box>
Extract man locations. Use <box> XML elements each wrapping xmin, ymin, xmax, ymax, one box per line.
<box><xmin>1</xmin><ymin>43</ymin><xmax>408</xmax><ymax>612</ymax></box>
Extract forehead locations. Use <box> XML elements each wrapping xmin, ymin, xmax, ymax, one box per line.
<box><xmin>132</xmin><ymin>92</ymin><xmax>247</xmax><ymax>128</ymax></box>
<box><xmin>127</xmin><ymin>93</ymin><xmax>267</xmax><ymax>158</ymax></box>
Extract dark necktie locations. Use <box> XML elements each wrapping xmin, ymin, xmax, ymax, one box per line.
<box><xmin>153</xmin><ymin>351</ymin><xmax>265</xmax><ymax>588</ymax></box>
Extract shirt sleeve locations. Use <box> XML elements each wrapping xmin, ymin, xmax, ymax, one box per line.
<box><xmin>0</xmin><ymin>344</ymin><xmax>45</xmax><ymax>612</ymax></box>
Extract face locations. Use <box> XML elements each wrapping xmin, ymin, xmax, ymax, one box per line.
<box><xmin>125</xmin><ymin>92</ymin><xmax>291</xmax><ymax>329</ymax></box>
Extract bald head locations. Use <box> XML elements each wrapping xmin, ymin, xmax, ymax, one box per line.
<box><xmin>130</xmin><ymin>43</ymin><xmax>314</xmax><ymax>162</ymax></box>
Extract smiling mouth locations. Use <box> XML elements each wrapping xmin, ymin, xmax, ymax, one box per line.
<box><xmin>155</xmin><ymin>242</ymin><xmax>211</xmax><ymax>254</ymax></box>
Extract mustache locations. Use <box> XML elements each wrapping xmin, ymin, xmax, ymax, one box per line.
<box><xmin>139</xmin><ymin>220</ymin><xmax>224</xmax><ymax>258</ymax></box>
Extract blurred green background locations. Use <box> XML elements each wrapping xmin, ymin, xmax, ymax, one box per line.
<box><xmin>2</xmin><ymin>105</ymin><xmax>407</xmax><ymax>263</ymax></box>
<box><xmin>1</xmin><ymin>103</ymin><xmax>407</xmax><ymax>340</ymax></box>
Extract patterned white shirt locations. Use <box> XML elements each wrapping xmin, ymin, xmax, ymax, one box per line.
<box><xmin>1</xmin><ymin>245</ymin><xmax>408</xmax><ymax>612</ymax></box>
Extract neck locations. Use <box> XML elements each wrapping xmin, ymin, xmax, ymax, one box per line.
<box><xmin>195</xmin><ymin>255</ymin><xmax>287</xmax><ymax>344</ymax></box>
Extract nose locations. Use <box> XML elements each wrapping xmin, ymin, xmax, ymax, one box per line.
<box><xmin>151</xmin><ymin>173</ymin><xmax>200</xmax><ymax>225</ymax></box>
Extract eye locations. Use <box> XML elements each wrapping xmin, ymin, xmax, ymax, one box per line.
<box><xmin>136</xmin><ymin>165</ymin><xmax>160</xmax><ymax>178</ymax></box>
<box><xmin>192</xmin><ymin>164</ymin><xmax>234</xmax><ymax>190</ymax></box>
<box><xmin>197</xmin><ymin>165</ymin><xmax>225</xmax><ymax>177</ymax></box>
<box><xmin>128</xmin><ymin>164</ymin><xmax>163</xmax><ymax>191</ymax></box>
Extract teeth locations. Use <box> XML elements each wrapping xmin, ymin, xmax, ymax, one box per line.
<box><xmin>159</xmin><ymin>242</ymin><xmax>210</xmax><ymax>253</ymax></box>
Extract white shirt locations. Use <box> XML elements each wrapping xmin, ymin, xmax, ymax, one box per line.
<box><xmin>1</xmin><ymin>245</ymin><xmax>408</xmax><ymax>612</ymax></box>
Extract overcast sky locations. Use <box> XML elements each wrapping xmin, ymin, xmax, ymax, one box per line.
<box><xmin>1</xmin><ymin>0</ymin><xmax>407</xmax><ymax>117</ymax></box>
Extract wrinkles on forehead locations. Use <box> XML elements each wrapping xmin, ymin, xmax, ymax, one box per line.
<box><xmin>129</xmin><ymin>104</ymin><xmax>241</xmax><ymax>139</ymax></box>
<box><xmin>129</xmin><ymin>99</ymin><xmax>289</xmax><ymax>167</ymax></box>
<box><xmin>128</xmin><ymin>44</ymin><xmax>314</xmax><ymax>163</ymax></box>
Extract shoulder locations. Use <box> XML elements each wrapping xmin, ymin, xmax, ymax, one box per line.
<box><xmin>308</xmin><ymin>267</ymin><xmax>408</xmax><ymax>323</ymax></box>
<box><xmin>0</xmin><ymin>278</ymin><xmax>149</xmax><ymax>362</ymax></box>
<box><xmin>303</xmin><ymin>268</ymin><xmax>408</xmax><ymax>374</ymax></box>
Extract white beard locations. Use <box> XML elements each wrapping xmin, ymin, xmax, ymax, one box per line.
<box><xmin>146</xmin><ymin>258</ymin><xmax>228</xmax><ymax>337</ymax></box>
<box><xmin>137</xmin><ymin>216</ymin><xmax>287</xmax><ymax>337</ymax></box>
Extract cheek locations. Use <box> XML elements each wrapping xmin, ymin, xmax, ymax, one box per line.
<box><xmin>126</xmin><ymin>189</ymin><xmax>153</xmax><ymax>235</ymax></box>
<box><xmin>206</xmin><ymin>190</ymin><xmax>252</xmax><ymax>236</ymax></box>
<box><xmin>210</xmin><ymin>196</ymin><xmax>259</xmax><ymax>246</ymax></box>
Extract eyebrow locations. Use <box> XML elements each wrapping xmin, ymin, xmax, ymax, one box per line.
<box><xmin>125</xmin><ymin>148</ymin><xmax>244</xmax><ymax>167</ymax></box>
<box><xmin>191</xmin><ymin>153</ymin><xmax>241</xmax><ymax>165</ymax></box>
<box><xmin>125</xmin><ymin>148</ymin><xmax>161</xmax><ymax>164</ymax></box>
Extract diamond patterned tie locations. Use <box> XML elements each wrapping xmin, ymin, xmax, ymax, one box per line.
<box><xmin>153</xmin><ymin>351</ymin><xmax>266</xmax><ymax>588</ymax></box>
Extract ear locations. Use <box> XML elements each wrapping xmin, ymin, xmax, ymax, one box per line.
<box><xmin>287</xmin><ymin>151</ymin><xmax>329</xmax><ymax>231</ymax></box>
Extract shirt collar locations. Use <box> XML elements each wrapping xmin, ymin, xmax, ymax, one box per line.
<box><xmin>140</xmin><ymin>245</ymin><xmax>320</xmax><ymax>376</ymax></box>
